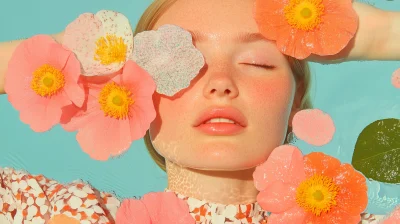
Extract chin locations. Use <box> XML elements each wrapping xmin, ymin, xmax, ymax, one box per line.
<box><xmin>176</xmin><ymin>142</ymin><xmax>269</xmax><ymax>171</ymax></box>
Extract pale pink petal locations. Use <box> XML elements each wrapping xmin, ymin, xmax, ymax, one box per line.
<box><xmin>46</xmin><ymin>43</ymin><xmax>72</xmax><ymax>71</ymax></box>
<box><xmin>63</xmin><ymin>13</ymin><xmax>108</xmax><ymax>76</ymax></box>
<box><xmin>256</xmin><ymin>181</ymin><xmax>297</xmax><ymax>213</ymax></box>
<box><xmin>141</xmin><ymin>192</ymin><xmax>195</xmax><ymax>224</ymax></box>
<box><xmin>118</xmin><ymin>60</ymin><xmax>156</xmax><ymax>97</ymax></box>
<box><xmin>19</xmin><ymin>98</ymin><xmax>54</xmax><ymax>132</ymax></box>
<box><xmin>384</xmin><ymin>206</ymin><xmax>400</xmax><ymax>224</ymax></box>
<box><xmin>131</xmin><ymin>24</ymin><xmax>205</xmax><ymax>96</ymax></box>
<box><xmin>253</xmin><ymin>145</ymin><xmax>305</xmax><ymax>191</ymax></box>
<box><xmin>61</xmin><ymin>92</ymin><xmax>102</xmax><ymax>131</ymax></box>
<box><xmin>116</xmin><ymin>199</ymin><xmax>151</xmax><ymax>224</ymax></box>
<box><xmin>392</xmin><ymin>68</ymin><xmax>400</xmax><ymax>89</ymax></box>
<box><xmin>267</xmin><ymin>206</ymin><xmax>306</xmax><ymax>224</ymax></box>
<box><xmin>76</xmin><ymin>115</ymin><xmax>132</xmax><ymax>160</ymax></box>
<box><xmin>292</xmin><ymin>109</ymin><xmax>335</xmax><ymax>146</ymax></box>
<box><xmin>63</xmin><ymin>11</ymin><xmax>133</xmax><ymax>77</ymax></box>
<box><xmin>129</xmin><ymin>101</ymin><xmax>155</xmax><ymax>141</ymax></box>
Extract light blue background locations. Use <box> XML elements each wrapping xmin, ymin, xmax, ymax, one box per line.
<box><xmin>0</xmin><ymin>0</ymin><xmax>399</xmax><ymax>215</ymax></box>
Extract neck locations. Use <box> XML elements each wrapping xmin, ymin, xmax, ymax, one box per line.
<box><xmin>166</xmin><ymin>160</ymin><xmax>259</xmax><ymax>205</ymax></box>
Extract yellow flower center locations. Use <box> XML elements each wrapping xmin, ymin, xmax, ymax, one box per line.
<box><xmin>284</xmin><ymin>0</ymin><xmax>324</xmax><ymax>31</ymax></box>
<box><xmin>295</xmin><ymin>174</ymin><xmax>340</xmax><ymax>216</ymax></box>
<box><xmin>94</xmin><ymin>34</ymin><xmax>127</xmax><ymax>65</ymax></box>
<box><xmin>31</xmin><ymin>64</ymin><xmax>65</xmax><ymax>97</ymax></box>
<box><xmin>98</xmin><ymin>82</ymin><xmax>134</xmax><ymax>119</ymax></box>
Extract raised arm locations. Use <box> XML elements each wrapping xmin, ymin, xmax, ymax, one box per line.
<box><xmin>307</xmin><ymin>2</ymin><xmax>399</xmax><ymax>63</ymax></box>
<box><xmin>0</xmin><ymin>32</ymin><xmax>63</xmax><ymax>95</ymax></box>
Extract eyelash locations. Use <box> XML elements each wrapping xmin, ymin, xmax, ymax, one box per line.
<box><xmin>246</xmin><ymin>63</ymin><xmax>276</xmax><ymax>70</ymax></box>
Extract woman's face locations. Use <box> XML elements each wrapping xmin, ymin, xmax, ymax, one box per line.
<box><xmin>149</xmin><ymin>0</ymin><xmax>298</xmax><ymax>170</ymax></box>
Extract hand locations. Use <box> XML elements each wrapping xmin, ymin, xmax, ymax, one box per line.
<box><xmin>307</xmin><ymin>2</ymin><xmax>397</xmax><ymax>63</ymax></box>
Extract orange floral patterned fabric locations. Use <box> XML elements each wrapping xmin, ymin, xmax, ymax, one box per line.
<box><xmin>0</xmin><ymin>167</ymin><xmax>386</xmax><ymax>224</ymax></box>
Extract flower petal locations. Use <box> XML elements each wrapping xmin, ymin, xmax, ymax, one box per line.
<box><xmin>60</xmin><ymin>93</ymin><xmax>102</xmax><ymax>131</ymax></box>
<box><xmin>332</xmin><ymin>164</ymin><xmax>368</xmax><ymax>215</ymax></box>
<box><xmin>253</xmin><ymin>145</ymin><xmax>305</xmax><ymax>191</ymax></box>
<box><xmin>48</xmin><ymin>214</ymin><xmax>80</xmax><ymax>224</ymax></box>
<box><xmin>76</xmin><ymin>115</ymin><xmax>132</xmax><ymax>160</ymax></box>
<box><xmin>292</xmin><ymin>109</ymin><xmax>335</xmax><ymax>146</ymax></box>
<box><xmin>63</xmin><ymin>13</ymin><xmax>110</xmax><ymax>76</ymax></box>
<box><xmin>253</xmin><ymin>0</ymin><xmax>289</xmax><ymax>40</ymax></box>
<box><xmin>384</xmin><ymin>206</ymin><xmax>400</xmax><ymax>224</ymax></box>
<box><xmin>257</xmin><ymin>181</ymin><xmax>297</xmax><ymax>213</ymax></box>
<box><xmin>303</xmin><ymin>152</ymin><xmax>341</xmax><ymax>178</ymax></box>
<box><xmin>304</xmin><ymin>206</ymin><xmax>361</xmax><ymax>224</ymax></box>
<box><xmin>141</xmin><ymin>192</ymin><xmax>195</xmax><ymax>224</ymax></box>
<box><xmin>267</xmin><ymin>206</ymin><xmax>306</xmax><ymax>224</ymax></box>
<box><xmin>118</xmin><ymin>60</ymin><xmax>156</xmax><ymax>97</ymax></box>
<box><xmin>131</xmin><ymin>24</ymin><xmax>205</xmax><ymax>96</ymax></box>
<box><xmin>116</xmin><ymin>199</ymin><xmax>151</xmax><ymax>224</ymax></box>
<box><xmin>95</xmin><ymin>10</ymin><xmax>134</xmax><ymax>60</ymax></box>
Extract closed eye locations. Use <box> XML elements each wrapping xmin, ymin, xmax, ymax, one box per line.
<box><xmin>243</xmin><ymin>63</ymin><xmax>276</xmax><ymax>70</ymax></box>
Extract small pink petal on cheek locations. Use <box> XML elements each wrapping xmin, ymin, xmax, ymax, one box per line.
<box><xmin>292</xmin><ymin>109</ymin><xmax>336</xmax><ymax>146</ymax></box>
<box><xmin>257</xmin><ymin>181</ymin><xmax>297</xmax><ymax>213</ymax></box>
<box><xmin>392</xmin><ymin>68</ymin><xmax>400</xmax><ymax>89</ymax></box>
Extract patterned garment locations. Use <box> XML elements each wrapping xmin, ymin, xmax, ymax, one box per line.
<box><xmin>0</xmin><ymin>167</ymin><xmax>388</xmax><ymax>224</ymax></box>
<box><xmin>168</xmin><ymin>190</ymin><xmax>268</xmax><ymax>224</ymax></box>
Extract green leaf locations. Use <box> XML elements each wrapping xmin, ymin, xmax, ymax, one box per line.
<box><xmin>352</xmin><ymin>118</ymin><xmax>400</xmax><ymax>184</ymax></box>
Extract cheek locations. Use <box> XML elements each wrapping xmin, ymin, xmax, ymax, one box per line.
<box><xmin>244</xmin><ymin>74</ymin><xmax>295</xmax><ymax>114</ymax></box>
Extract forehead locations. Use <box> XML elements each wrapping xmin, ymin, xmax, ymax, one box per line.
<box><xmin>153</xmin><ymin>0</ymin><xmax>259</xmax><ymax>35</ymax></box>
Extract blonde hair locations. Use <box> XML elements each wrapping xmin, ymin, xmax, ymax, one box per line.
<box><xmin>135</xmin><ymin>0</ymin><xmax>314</xmax><ymax>172</ymax></box>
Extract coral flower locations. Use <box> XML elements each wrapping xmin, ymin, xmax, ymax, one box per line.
<box><xmin>253</xmin><ymin>145</ymin><xmax>368</xmax><ymax>224</ymax></box>
<box><xmin>253</xmin><ymin>0</ymin><xmax>358</xmax><ymax>59</ymax></box>
<box><xmin>63</xmin><ymin>10</ymin><xmax>134</xmax><ymax>76</ymax></box>
<box><xmin>61</xmin><ymin>60</ymin><xmax>156</xmax><ymax>160</ymax></box>
<box><xmin>48</xmin><ymin>214</ymin><xmax>80</xmax><ymax>224</ymax></box>
<box><xmin>116</xmin><ymin>192</ymin><xmax>195</xmax><ymax>224</ymax></box>
<box><xmin>5</xmin><ymin>35</ymin><xmax>85</xmax><ymax>132</ymax></box>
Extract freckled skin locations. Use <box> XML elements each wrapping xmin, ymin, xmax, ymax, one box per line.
<box><xmin>148</xmin><ymin>0</ymin><xmax>299</xmax><ymax>204</ymax></box>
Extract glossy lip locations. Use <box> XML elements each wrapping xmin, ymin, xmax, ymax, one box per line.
<box><xmin>193</xmin><ymin>106</ymin><xmax>248</xmax><ymax>127</ymax></box>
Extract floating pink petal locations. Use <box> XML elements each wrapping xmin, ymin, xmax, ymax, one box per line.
<box><xmin>292</xmin><ymin>109</ymin><xmax>335</xmax><ymax>146</ymax></box>
<box><xmin>392</xmin><ymin>68</ymin><xmax>400</xmax><ymax>89</ymax></box>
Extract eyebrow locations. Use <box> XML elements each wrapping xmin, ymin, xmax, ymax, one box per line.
<box><xmin>189</xmin><ymin>30</ymin><xmax>268</xmax><ymax>43</ymax></box>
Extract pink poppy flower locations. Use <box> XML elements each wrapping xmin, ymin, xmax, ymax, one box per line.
<box><xmin>116</xmin><ymin>192</ymin><xmax>195</xmax><ymax>224</ymax></box>
<box><xmin>63</xmin><ymin>10</ymin><xmax>134</xmax><ymax>77</ymax></box>
<box><xmin>5</xmin><ymin>35</ymin><xmax>85</xmax><ymax>132</ymax></box>
<box><xmin>61</xmin><ymin>60</ymin><xmax>156</xmax><ymax>160</ymax></box>
<box><xmin>253</xmin><ymin>145</ymin><xmax>368</xmax><ymax>224</ymax></box>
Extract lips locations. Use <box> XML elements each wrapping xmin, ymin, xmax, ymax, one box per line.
<box><xmin>193</xmin><ymin>107</ymin><xmax>248</xmax><ymax>127</ymax></box>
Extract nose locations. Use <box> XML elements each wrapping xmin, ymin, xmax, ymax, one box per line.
<box><xmin>202</xmin><ymin>62</ymin><xmax>239</xmax><ymax>99</ymax></box>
